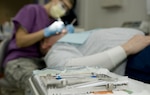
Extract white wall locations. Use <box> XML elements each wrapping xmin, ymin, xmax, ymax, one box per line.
<box><xmin>76</xmin><ymin>0</ymin><xmax>149</xmax><ymax>30</ymax></box>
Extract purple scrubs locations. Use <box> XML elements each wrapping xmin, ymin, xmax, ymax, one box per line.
<box><xmin>3</xmin><ymin>4</ymin><xmax>55</xmax><ymax>66</ymax></box>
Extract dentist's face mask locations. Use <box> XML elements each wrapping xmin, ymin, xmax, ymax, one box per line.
<box><xmin>50</xmin><ymin>2</ymin><xmax>67</xmax><ymax>19</ymax></box>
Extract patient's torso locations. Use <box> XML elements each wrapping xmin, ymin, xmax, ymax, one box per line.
<box><xmin>45</xmin><ymin>28</ymin><xmax>144</xmax><ymax>68</ymax></box>
<box><xmin>74</xmin><ymin>28</ymin><xmax>144</xmax><ymax>55</ymax></box>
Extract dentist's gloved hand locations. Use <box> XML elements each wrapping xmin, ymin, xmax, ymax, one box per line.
<box><xmin>44</xmin><ymin>20</ymin><xmax>65</xmax><ymax>37</ymax></box>
<box><xmin>65</xmin><ymin>24</ymin><xmax>75</xmax><ymax>33</ymax></box>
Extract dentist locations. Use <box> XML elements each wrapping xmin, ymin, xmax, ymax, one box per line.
<box><xmin>3</xmin><ymin>0</ymin><xmax>75</xmax><ymax>94</ymax></box>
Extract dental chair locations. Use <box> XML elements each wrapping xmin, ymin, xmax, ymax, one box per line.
<box><xmin>0</xmin><ymin>37</ymin><xmax>11</xmax><ymax>87</ymax></box>
<box><xmin>0</xmin><ymin>37</ymin><xmax>24</xmax><ymax>95</ymax></box>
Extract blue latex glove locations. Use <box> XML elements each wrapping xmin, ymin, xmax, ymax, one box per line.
<box><xmin>44</xmin><ymin>20</ymin><xmax>65</xmax><ymax>37</ymax></box>
<box><xmin>65</xmin><ymin>24</ymin><xmax>75</xmax><ymax>33</ymax></box>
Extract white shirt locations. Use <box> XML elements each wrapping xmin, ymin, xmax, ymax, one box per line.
<box><xmin>44</xmin><ymin>28</ymin><xmax>144</xmax><ymax>70</ymax></box>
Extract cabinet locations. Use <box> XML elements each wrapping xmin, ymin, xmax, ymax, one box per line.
<box><xmin>100</xmin><ymin>0</ymin><xmax>122</xmax><ymax>8</ymax></box>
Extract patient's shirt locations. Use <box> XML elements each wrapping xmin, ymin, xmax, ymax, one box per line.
<box><xmin>44</xmin><ymin>28</ymin><xmax>144</xmax><ymax>69</ymax></box>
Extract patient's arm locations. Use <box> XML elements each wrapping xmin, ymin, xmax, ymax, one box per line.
<box><xmin>122</xmin><ymin>34</ymin><xmax>150</xmax><ymax>55</ymax></box>
<box><xmin>65</xmin><ymin>46</ymin><xmax>126</xmax><ymax>70</ymax></box>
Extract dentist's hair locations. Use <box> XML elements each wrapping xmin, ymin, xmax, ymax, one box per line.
<box><xmin>69</xmin><ymin>0</ymin><xmax>75</xmax><ymax>6</ymax></box>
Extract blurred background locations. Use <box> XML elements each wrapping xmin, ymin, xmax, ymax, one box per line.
<box><xmin>0</xmin><ymin>0</ymin><xmax>150</xmax><ymax>34</ymax></box>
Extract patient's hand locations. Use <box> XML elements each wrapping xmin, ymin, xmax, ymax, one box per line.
<box><xmin>122</xmin><ymin>35</ymin><xmax>150</xmax><ymax>55</ymax></box>
<box><xmin>40</xmin><ymin>31</ymin><xmax>66</xmax><ymax>55</ymax></box>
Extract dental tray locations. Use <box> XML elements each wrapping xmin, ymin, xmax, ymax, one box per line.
<box><xmin>29</xmin><ymin>67</ymin><xmax>128</xmax><ymax>95</ymax></box>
